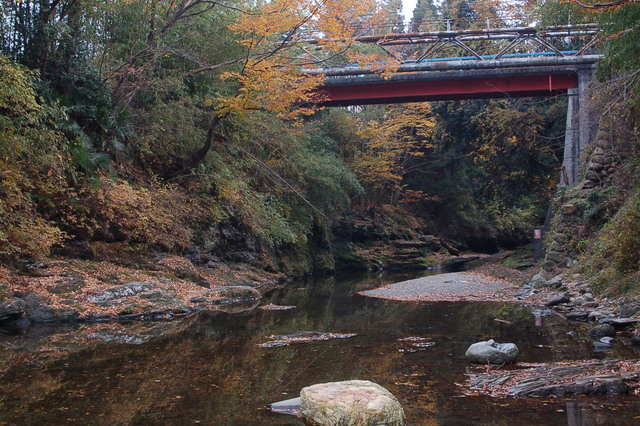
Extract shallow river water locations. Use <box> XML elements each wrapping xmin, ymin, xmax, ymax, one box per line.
<box><xmin>1</xmin><ymin>271</ymin><xmax>639</xmax><ymax>425</ymax></box>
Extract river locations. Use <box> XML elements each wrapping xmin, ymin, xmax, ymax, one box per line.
<box><xmin>1</xmin><ymin>271</ymin><xmax>639</xmax><ymax>425</ymax></box>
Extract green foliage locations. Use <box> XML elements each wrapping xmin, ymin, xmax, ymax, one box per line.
<box><xmin>534</xmin><ymin>1</ymin><xmax>592</xmax><ymax>27</ymax></box>
<box><xmin>0</xmin><ymin>56</ymin><xmax>69</xmax><ymax>257</ymax></box>
<box><xmin>394</xmin><ymin>98</ymin><xmax>561</xmax><ymax>246</ymax></box>
<box><xmin>411</xmin><ymin>0</ymin><xmax>438</xmax><ymax>31</ymax></box>
<box><xmin>584</xmin><ymin>189</ymin><xmax>640</xmax><ymax>295</ymax></box>
<box><xmin>2</xmin><ymin>0</ymin><xmax>635</xmax><ymax>275</ymax></box>
<box><xmin>584</xmin><ymin>188</ymin><xmax>618</xmax><ymax>223</ymax></box>
<box><xmin>472</xmin><ymin>100</ymin><xmax>555</xmax><ymax>202</ymax></box>
<box><xmin>597</xmin><ymin>4</ymin><xmax>640</xmax><ymax>87</ymax></box>
<box><xmin>200</xmin><ymin>110</ymin><xmax>363</xmax><ymax>247</ymax></box>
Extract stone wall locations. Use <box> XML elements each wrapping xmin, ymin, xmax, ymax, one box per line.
<box><xmin>582</xmin><ymin>137</ymin><xmax>618</xmax><ymax>190</ymax></box>
<box><xmin>540</xmin><ymin>133</ymin><xmax>619</xmax><ymax>279</ymax></box>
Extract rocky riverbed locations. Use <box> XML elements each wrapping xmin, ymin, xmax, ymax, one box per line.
<box><xmin>0</xmin><ymin>255</ymin><xmax>289</xmax><ymax>327</ymax></box>
<box><xmin>358</xmin><ymin>264</ymin><xmax>640</xmax><ymax>398</ymax></box>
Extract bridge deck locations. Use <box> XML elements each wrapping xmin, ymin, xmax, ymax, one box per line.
<box><xmin>316</xmin><ymin>64</ymin><xmax>597</xmax><ymax>106</ymax></box>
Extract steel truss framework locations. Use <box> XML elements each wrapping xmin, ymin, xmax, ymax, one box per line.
<box><xmin>304</xmin><ymin>22</ymin><xmax>599</xmax><ymax>75</ymax></box>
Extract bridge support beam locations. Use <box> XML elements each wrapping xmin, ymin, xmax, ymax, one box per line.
<box><xmin>562</xmin><ymin>65</ymin><xmax>595</xmax><ymax>185</ymax></box>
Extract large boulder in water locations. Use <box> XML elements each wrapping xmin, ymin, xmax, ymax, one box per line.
<box><xmin>465</xmin><ymin>339</ymin><xmax>519</xmax><ymax>364</ymax></box>
<box><xmin>300</xmin><ymin>380</ymin><xmax>406</xmax><ymax>426</ymax></box>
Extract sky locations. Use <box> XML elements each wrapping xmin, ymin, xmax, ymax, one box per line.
<box><xmin>400</xmin><ymin>0</ymin><xmax>418</xmax><ymax>22</ymax></box>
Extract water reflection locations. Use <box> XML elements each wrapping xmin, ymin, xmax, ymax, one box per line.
<box><xmin>0</xmin><ymin>271</ymin><xmax>638</xmax><ymax>425</ymax></box>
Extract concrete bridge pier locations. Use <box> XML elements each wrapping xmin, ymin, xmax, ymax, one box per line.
<box><xmin>562</xmin><ymin>65</ymin><xmax>596</xmax><ymax>185</ymax></box>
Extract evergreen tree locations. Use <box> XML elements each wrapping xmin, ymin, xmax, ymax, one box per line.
<box><xmin>411</xmin><ymin>0</ymin><xmax>439</xmax><ymax>32</ymax></box>
<box><xmin>384</xmin><ymin>0</ymin><xmax>406</xmax><ymax>33</ymax></box>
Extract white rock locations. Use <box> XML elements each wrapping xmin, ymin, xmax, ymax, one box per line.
<box><xmin>465</xmin><ymin>339</ymin><xmax>519</xmax><ymax>364</ymax></box>
<box><xmin>300</xmin><ymin>380</ymin><xmax>406</xmax><ymax>426</ymax></box>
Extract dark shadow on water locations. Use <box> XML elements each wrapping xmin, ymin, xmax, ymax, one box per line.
<box><xmin>0</xmin><ymin>271</ymin><xmax>638</xmax><ymax>425</ymax></box>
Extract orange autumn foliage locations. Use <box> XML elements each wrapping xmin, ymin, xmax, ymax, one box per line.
<box><xmin>218</xmin><ymin>0</ymin><xmax>393</xmax><ymax>119</ymax></box>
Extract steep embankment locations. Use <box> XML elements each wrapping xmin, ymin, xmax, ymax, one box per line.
<box><xmin>530</xmin><ymin>79</ymin><xmax>640</xmax><ymax>328</ymax></box>
<box><xmin>540</xmin><ymin>84</ymin><xmax>639</xmax><ymax>293</ymax></box>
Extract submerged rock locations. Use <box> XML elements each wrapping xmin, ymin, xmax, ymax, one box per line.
<box><xmin>270</xmin><ymin>397</ymin><xmax>301</xmax><ymax>417</ymax></box>
<box><xmin>189</xmin><ymin>285</ymin><xmax>262</xmax><ymax>313</ymax></box>
<box><xmin>300</xmin><ymin>380</ymin><xmax>406</xmax><ymax>426</ymax></box>
<box><xmin>259</xmin><ymin>304</ymin><xmax>296</xmax><ymax>311</ymax></box>
<box><xmin>465</xmin><ymin>339</ymin><xmax>519</xmax><ymax>364</ymax></box>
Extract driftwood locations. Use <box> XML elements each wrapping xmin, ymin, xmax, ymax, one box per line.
<box><xmin>467</xmin><ymin>360</ymin><xmax>640</xmax><ymax>397</ymax></box>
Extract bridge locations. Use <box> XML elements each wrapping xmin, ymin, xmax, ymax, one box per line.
<box><xmin>302</xmin><ymin>22</ymin><xmax>601</xmax><ymax>185</ymax></box>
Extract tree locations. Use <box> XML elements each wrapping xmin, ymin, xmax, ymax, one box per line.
<box><xmin>411</xmin><ymin>0</ymin><xmax>439</xmax><ymax>32</ymax></box>
<box><xmin>351</xmin><ymin>102</ymin><xmax>436</xmax><ymax>205</ymax></box>
<box><xmin>596</xmin><ymin>3</ymin><xmax>640</xmax><ymax>92</ymax></box>
<box><xmin>471</xmin><ymin>100</ymin><xmax>556</xmax><ymax>202</ymax></box>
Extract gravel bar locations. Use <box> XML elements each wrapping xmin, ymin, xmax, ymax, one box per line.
<box><xmin>359</xmin><ymin>272</ymin><xmax>516</xmax><ymax>302</ymax></box>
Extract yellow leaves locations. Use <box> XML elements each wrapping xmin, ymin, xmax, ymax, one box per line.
<box><xmin>88</xmin><ymin>178</ymin><xmax>200</xmax><ymax>250</ymax></box>
<box><xmin>0</xmin><ymin>56</ymin><xmax>42</xmax><ymax>120</ymax></box>
<box><xmin>352</xmin><ymin>153</ymin><xmax>401</xmax><ymax>186</ymax></box>
<box><xmin>231</xmin><ymin>0</ymin><xmax>304</xmax><ymax>40</ymax></box>
<box><xmin>314</xmin><ymin>0</ymin><xmax>385</xmax><ymax>43</ymax></box>
<box><xmin>350</xmin><ymin>102</ymin><xmax>436</xmax><ymax>195</ymax></box>
<box><xmin>400</xmin><ymin>190</ymin><xmax>441</xmax><ymax>204</ymax></box>
<box><xmin>218</xmin><ymin>57</ymin><xmax>325</xmax><ymax>120</ymax></box>
<box><xmin>358</xmin><ymin>102</ymin><xmax>436</xmax><ymax>153</ymax></box>
<box><xmin>224</xmin><ymin>0</ymin><xmax>387</xmax><ymax>119</ymax></box>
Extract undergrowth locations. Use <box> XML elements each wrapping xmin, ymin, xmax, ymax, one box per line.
<box><xmin>584</xmin><ymin>188</ymin><xmax>640</xmax><ymax>296</ymax></box>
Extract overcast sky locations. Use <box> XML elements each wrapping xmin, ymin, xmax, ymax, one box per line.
<box><xmin>400</xmin><ymin>0</ymin><xmax>418</xmax><ymax>22</ymax></box>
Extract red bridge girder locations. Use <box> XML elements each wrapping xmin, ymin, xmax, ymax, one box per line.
<box><xmin>318</xmin><ymin>73</ymin><xmax>578</xmax><ymax>106</ymax></box>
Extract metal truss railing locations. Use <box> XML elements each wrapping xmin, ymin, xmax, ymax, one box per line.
<box><xmin>302</xmin><ymin>19</ymin><xmax>600</xmax><ymax>66</ymax></box>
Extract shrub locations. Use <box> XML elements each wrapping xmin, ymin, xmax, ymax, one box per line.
<box><xmin>584</xmin><ymin>189</ymin><xmax>640</xmax><ymax>295</ymax></box>
<box><xmin>0</xmin><ymin>55</ymin><xmax>69</xmax><ymax>257</ymax></box>
<box><xmin>86</xmin><ymin>177</ymin><xmax>206</xmax><ymax>251</ymax></box>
